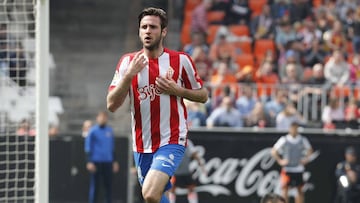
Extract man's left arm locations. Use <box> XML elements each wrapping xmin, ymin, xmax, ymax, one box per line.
<box><xmin>156</xmin><ymin>76</ymin><xmax>208</xmax><ymax>103</ymax></box>
<box><xmin>301</xmin><ymin>137</ymin><xmax>313</xmax><ymax>165</ymax></box>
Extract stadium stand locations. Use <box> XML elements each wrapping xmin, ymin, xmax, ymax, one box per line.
<box><xmin>180</xmin><ymin>0</ymin><xmax>360</xmax><ymax>130</ymax></box>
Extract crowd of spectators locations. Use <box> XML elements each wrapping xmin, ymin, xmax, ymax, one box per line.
<box><xmin>181</xmin><ymin>0</ymin><xmax>360</xmax><ymax>130</ymax></box>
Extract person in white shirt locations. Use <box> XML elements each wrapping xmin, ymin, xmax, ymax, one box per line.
<box><xmin>206</xmin><ymin>96</ymin><xmax>243</xmax><ymax>127</ymax></box>
<box><xmin>271</xmin><ymin>122</ymin><xmax>313</xmax><ymax>203</ymax></box>
<box><xmin>321</xmin><ymin>97</ymin><xmax>345</xmax><ymax>129</ymax></box>
<box><xmin>276</xmin><ymin>102</ymin><xmax>305</xmax><ymax>130</ymax></box>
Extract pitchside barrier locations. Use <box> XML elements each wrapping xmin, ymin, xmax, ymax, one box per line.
<box><xmin>43</xmin><ymin>129</ymin><xmax>360</xmax><ymax>203</ymax></box>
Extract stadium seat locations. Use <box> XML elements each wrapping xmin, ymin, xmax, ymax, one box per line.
<box><xmin>235</xmin><ymin>53</ymin><xmax>255</xmax><ymax>68</ymax></box>
<box><xmin>354</xmin><ymin>87</ymin><xmax>360</xmax><ymax>99</ymax></box>
<box><xmin>206</xmin><ymin>11</ymin><xmax>225</xmax><ymax>24</ymax></box>
<box><xmin>331</xmin><ymin>86</ymin><xmax>352</xmax><ymax>98</ymax></box>
<box><xmin>232</xmin><ymin>41</ymin><xmax>252</xmax><ymax>54</ymax></box>
<box><xmin>207</xmin><ymin>25</ymin><xmax>221</xmax><ymax>44</ymax></box>
<box><xmin>183</xmin><ymin>11</ymin><xmax>193</xmax><ymax>25</ymax></box>
<box><xmin>249</xmin><ymin>0</ymin><xmax>267</xmax><ymax>17</ymax></box>
<box><xmin>254</xmin><ymin>39</ymin><xmax>276</xmax><ymax>61</ymax></box>
<box><xmin>181</xmin><ymin>23</ymin><xmax>192</xmax><ymax>46</ymax></box>
<box><xmin>229</xmin><ymin>25</ymin><xmax>250</xmax><ymax>36</ymax></box>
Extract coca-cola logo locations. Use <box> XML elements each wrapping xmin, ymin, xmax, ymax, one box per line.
<box><xmin>176</xmin><ymin>144</ymin><xmax>319</xmax><ymax>198</ymax></box>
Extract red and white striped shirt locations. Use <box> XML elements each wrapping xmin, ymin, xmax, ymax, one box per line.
<box><xmin>109</xmin><ymin>48</ymin><xmax>204</xmax><ymax>153</ymax></box>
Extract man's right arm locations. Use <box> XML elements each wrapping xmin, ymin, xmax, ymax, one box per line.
<box><xmin>107</xmin><ymin>74</ymin><xmax>133</xmax><ymax>112</ymax></box>
<box><xmin>107</xmin><ymin>52</ymin><xmax>147</xmax><ymax>112</ymax></box>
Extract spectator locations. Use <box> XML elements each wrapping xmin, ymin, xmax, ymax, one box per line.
<box><xmin>211</xmin><ymin>85</ymin><xmax>237</xmax><ymax>112</ymax></box>
<box><xmin>275</xmin><ymin>20</ymin><xmax>298</xmax><ymax>54</ymax></box>
<box><xmin>323</xmin><ymin>20</ymin><xmax>348</xmax><ymax>53</ymax></box>
<box><xmin>300</xmin><ymin>20</ymin><xmax>322</xmax><ymax>51</ymax></box>
<box><xmin>236</xmin><ymin>85</ymin><xmax>257</xmax><ymax>121</ymax></box>
<box><xmin>324</xmin><ymin>50</ymin><xmax>350</xmax><ymax>86</ymax></box>
<box><xmin>288</xmin><ymin>0</ymin><xmax>311</xmax><ymax>24</ymax></box>
<box><xmin>336</xmin><ymin>0</ymin><xmax>357</xmax><ymax>22</ymax></box>
<box><xmin>85</xmin><ymin>111</ymin><xmax>119</xmax><ymax>203</ymax></box>
<box><xmin>82</xmin><ymin>120</ymin><xmax>93</xmax><ymax>138</ymax></box>
<box><xmin>270</xmin><ymin>0</ymin><xmax>290</xmax><ymax>23</ymax></box>
<box><xmin>254</xmin><ymin>61</ymin><xmax>280</xmax><ymax>102</ymax></box>
<box><xmin>223</xmin><ymin>0</ymin><xmax>251</xmax><ymax>25</ymax></box>
<box><xmin>302</xmin><ymin>64</ymin><xmax>330</xmax><ymax>120</ymax></box>
<box><xmin>315</xmin><ymin>7</ymin><xmax>333</xmax><ymax>35</ymax></box>
<box><xmin>262</xmin><ymin>49</ymin><xmax>277</xmax><ymax>66</ymax></box>
<box><xmin>209</xmin><ymin>33</ymin><xmax>237</xmax><ymax>65</ymax></box>
<box><xmin>344</xmin><ymin>97</ymin><xmax>360</xmax><ymax>129</ymax></box>
<box><xmin>16</xmin><ymin>119</ymin><xmax>35</xmax><ymax>136</ymax></box>
<box><xmin>281</xmin><ymin>63</ymin><xmax>302</xmax><ymax>104</ymax></box>
<box><xmin>206</xmin><ymin>96</ymin><xmax>243</xmax><ymax>127</ymax></box>
<box><xmin>264</xmin><ymin>89</ymin><xmax>288</xmax><ymax>127</ymax></box>
<box><xmin>271</xmin><ymin>122</ymin><xmax>313</xmax><ymax>203</ymax></box>
<box><xmin>279</xmin><ymin>50</ymin><xmax>303</xmax><ymax>83</ymax></box>
<box><xmin>9</xmin><ymin>42</ymin><xmax>26</xmax><ymax>86</ymax></box>
<box><xmin>246</xmin><ymin>101</ymin><xmax>266</xmax><ymax>128</ymax></box>
<box><xmin>185</xmin><ymin>99</ymin><xmax>207</xmax><ymax>128</ymax></box>
<box><xmin>191</xmin><ymin>0</ymin><xmax>213</xmax><ymax>35</ymax></box>
<box><xmin>307</xmin><ymin>63</ymin><xmax>327</xmax><ymax>86</ymax></box>
<box><xmin>349</xmin><ymin>54</ymin><xmax>360</xmax><ymax>85</ymax></box>
<box><xmin>303</xmin><ymin>39</ymin><xmax>327</xmax><ymax>68</ymax></box>
<box><xmin>322</xmin><ymin>97</ymin><xmax>345</xmax><ymax>129</ymax></box>
<box><xmin>191</xmin><ymin>46</ymin><xmax>213</xmax><ymax>81</ymax></box>
<box><xmin>334</xmin><ymin>146</ymin><xmax>360</xmax><ymax>203</ymax></box>
<box><xmin>281</xmin><ymin>63</ymin><xmax>302</xmax><ymax>84</ymax></box>
<box><xmin>183</xmin><ymin>32</ymin><xmax>209</xmax><ymax>56</ymax></box>
<box><xmin>276</xmin><ymin>102</ymin><xmax>305</xmax><ymax>130</ymax></box>
<box><xmin>210</xmin><ymin>61</ymin><xmax>238</xmax><ymax>104</ymax></box>
<box><xmin>250</xmin><ymin>4</ymin><xmax>275</xmax><ymax>40</ymax></box>
<box><xmin>343</xmin><ymin>8</ymin><xmax>355</xmax><ymax>41</ymax></box>
<box><xmin>235</xmin><ymin>65</ymin><xmax>254</xmax><ymax>83</ymax></box>
<box><xmin>349</xmin><ymin>7</ymin><xmax>360</xmax><ymax>54</ymax></box>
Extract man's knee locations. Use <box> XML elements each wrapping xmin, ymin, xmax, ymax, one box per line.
<box><xmin>142</xmin><ymin>188</ymin><xmax>162</xmax><ymax>203</ymax></box>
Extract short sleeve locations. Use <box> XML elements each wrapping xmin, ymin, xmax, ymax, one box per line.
<box><xmin>108</xmin><ymin>55</ymin><xmax>131</xmax><ymax>91</ymax></box>
<box><xmin>180</xmin><ymin>53</ymin><xmax>203</xmax><ymax>90</ymax></box>
<box><xmin>273</xmin><ymin>136</ymin><xmax>286</xmax><ymax>151</ymax></box>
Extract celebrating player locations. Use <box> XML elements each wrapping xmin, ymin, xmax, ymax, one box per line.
<box><xmin>106</xmin><ymin>7</ymin><xmax>208</xmax><ymax>203</ymax></box>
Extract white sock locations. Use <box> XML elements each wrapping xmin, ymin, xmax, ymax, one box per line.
<box><xmin>187</xmin><ymin>192</ymin><xmax>198</xmax><ymax>203</ymax></box>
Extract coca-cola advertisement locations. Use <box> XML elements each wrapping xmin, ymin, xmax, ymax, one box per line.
<box><xmin>174</xmin><ymin>130</ymin><xmax>360</xmax><ymax>203</ymax></box>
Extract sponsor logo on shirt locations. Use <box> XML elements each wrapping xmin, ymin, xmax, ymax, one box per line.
<box><xmin>137</xmin><ymin>84</ymin><xmax>162</xmax><ymax>101</ymax></box>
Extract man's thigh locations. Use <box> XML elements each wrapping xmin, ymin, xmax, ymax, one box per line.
<box><xmin>134</xmin><ymin>144</ymin><xmax>185</xmax><ymax>192</ymax></box>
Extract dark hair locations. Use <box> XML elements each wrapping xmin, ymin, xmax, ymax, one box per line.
<box><xmin>261</xmin><ymin>193</ymin><xmax>286</xmax><ymax>203</ymax></box>
<box><xmin>138</xmin><ymin>7</ymin><xmax>168</xmax><ymax>30</ymax></box>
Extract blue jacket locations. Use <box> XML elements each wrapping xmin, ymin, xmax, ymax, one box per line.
<box><xmin>85</xmin><ymin>124</ymin><xmax>114</xmax><ymax>162</ymax></box>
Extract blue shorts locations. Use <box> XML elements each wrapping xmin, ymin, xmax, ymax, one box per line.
<box><xmin>133</xmin><ymin>144</ymin><xmax>185</xmax><ymax>191</ymax></box>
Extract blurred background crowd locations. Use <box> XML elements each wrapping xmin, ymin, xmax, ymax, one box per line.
<box><xmin>2</xmin><ymin>0</ymin><xmax>360</xmax><ymax>136</ymax></box>
<box><xmin>180</xmin><ymin>0</ymin><xmax>360</xmax><ymax>130</ymax></box>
